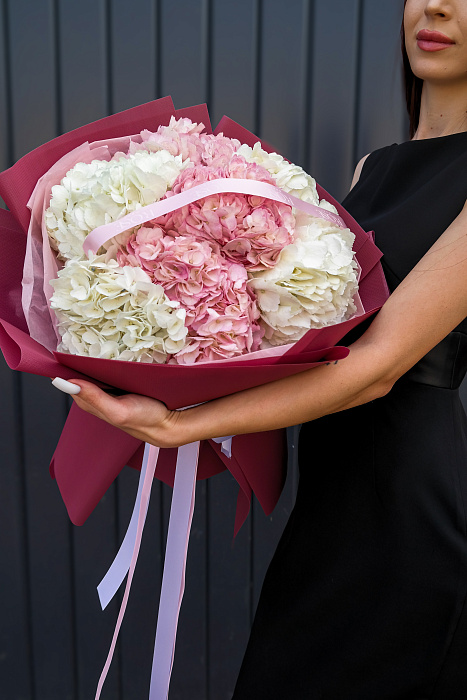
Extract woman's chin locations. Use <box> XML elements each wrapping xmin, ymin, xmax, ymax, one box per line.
<box><xmin>411</xmin><ymin>62</ymin><xmax>467</xmax><ymax>86</ymax></box>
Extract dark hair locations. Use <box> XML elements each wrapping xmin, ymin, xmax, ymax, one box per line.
<box><xmin>401</xmin><ymin>0</ymin><xmax>423</xmax><ymax>138</ymax></box>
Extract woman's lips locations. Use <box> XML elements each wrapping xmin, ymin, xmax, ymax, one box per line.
<box><xmin>417</xmin><ymin>29</ymin><xmax>455</xmax><ymax>52</ymax></box>
<box><xmin>418</xmin><ymin>40</ymin><xmax>452</xmax><ymax>51</ymax></box>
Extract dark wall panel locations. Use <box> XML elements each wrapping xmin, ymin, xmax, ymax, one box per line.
<box><xmin>58</xmin><ymin>0</ymin><xmax>110</xmax><ymax>130</ymax></box>
<box><xmin>210</xmin><ymin>0</ymin><xmax>258</xmax><ymax>130</ymax></box>
<box><xmin>110</xmin><ymin>0</ymin><xmax>158</xmax><ymax>113</ymax></box>
<box><xmin>7</xmin><ymin>0</ymin><xmax>56</xmax><ymax>159</ymax></box>
<box><xmin>0</xmin><ymin>0</ymin><xmax>11</xmax><ymax>174</ymax></box>
<box><xmin>72</xmin><ymin>503</ymin><xmax>121</xmax><ymax>700</ymax></box>
<box><xmin>21</xmin><ymin>378</ymin><xmax>75</xmax><ymax>700</ymax></box>
<box><xmin>357</xmin><ymin>0</ymin><xmax>407</xmax><ymax>157</ymax></box>
<box><xmin>207</xmin><ymin>473</ymin><xmax>250</xmax><ymax>700</ymax></box>
<box><xmin>0</xmin><ymin>2</ymin><xmax>430</xmax><ymax>699</ymax></box>
<box><xmin>117</xmin><ymin>471</ymin><xmax>164</xmax><ymax>700</ymax></box>
<box><xmin>259</xmin><ymin>0</ymin><xmax>309</xmax><ymax>164</ymax></box>
<box><xmin>160</xmin><ymin>0</ymin><xmax>209</xmax><ymax>107</ymax></box>
<box><xmin>0</xmin><ymin>4</ymin><xmax>28</xmax><ymax>695</ymax></box>
<box><xmin>309</xmin><ymin>0</ymin><xmax>362</xmax><ymax>201</ymax></box>
<box><xmin>0</xmin><ymin>370</ymin><xmax>32</xmax><ymax>700</ymax></box>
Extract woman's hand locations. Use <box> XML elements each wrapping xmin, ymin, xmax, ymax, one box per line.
<box><xmin>60</xmin><ymin>379</ymin><xmax>184</xmax><ymax>448</ymax></box>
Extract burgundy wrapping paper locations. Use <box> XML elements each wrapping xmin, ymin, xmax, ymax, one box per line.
<box><xmin>49</xmin><ymin>403</ymin><xmax>289</xmax><ymax>533</ymax></box>
<box><xmin>0</xmin><ymin>99</ymin><xmax>389</xmax><ymax>530</ymax></box>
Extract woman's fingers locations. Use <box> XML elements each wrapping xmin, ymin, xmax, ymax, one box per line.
<box><xmin>51</xmin><ymin>377</ymin><xmax>82</xmax><ymax>395</ymax></box>
<box><xmin>68</xmin><ymin>379</ymin><xmax>129</xmax><ymax>424</ymax></box>
<box><xmin>51</xmin><ymin>377</ymin><xmax>176</xmax><ymax>445</ymax></box>
<box><xmin>52</xmin><ymin>378</ymin><xmax>131</xmax><ymax>425</ymax></box>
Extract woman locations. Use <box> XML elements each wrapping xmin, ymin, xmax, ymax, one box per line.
<box><xmin>59</xmin><ymin>1</ymin><xmax>467</xmax><ymax>696</ymax></box>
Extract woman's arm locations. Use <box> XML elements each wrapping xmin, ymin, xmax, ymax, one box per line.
<box><xmin>70</xmin><ymin>198</ymin><xmax>467</xmax><ymax>447</ymax></box>
<box><xmin>68</xmin><ymin>190</ymin><xmax>467</xmax><ymax>449</ymax></box>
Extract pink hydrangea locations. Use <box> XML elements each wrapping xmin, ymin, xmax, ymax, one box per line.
<box><xmin>155</xmin><ymin>157</ymin><xmax>295</xmax><ymax>270</ymax></box>
<box><xmin>116</xmin><ymin>225</ymin><xmax>166</xmax><ymax>268</ymax></box>
<box><xmin>199</xmin><ymin>133</ymin><xmax>240</xmax><ymax>168</ymax></box>
<box><xmin>168</xmin><ymin>163</ymin><xmax>228</xmax><ymax>194</ymax></box>
<box><xmin>113</xmin><ymin>123</ymin><xmax>297</xmax><ymax>363</ymax></box>
<box><xmin>223</xmin><ymin>203</ymin><xmax>294</xmax><ymax>268</ymax></box>
<box><xmin>227</xmin><ymin>154</ymin><xmax>277</xmax><ymax>183</ymax></box>
<box><xmin>125</xmin><ymin>120</ymin><xmax>241</xmax><ymax>169</ymax></box>
<box><xmin>173</xmin><ymin>303</ymin><xmax>261</xmax><ymax>364</ymax></box>
<box><xmin>129</xmin><ymin>117</ymin><xmax>206</xmax><ymax>163</ymax></box>
<box><xmin>117</xmin><ymin>230</ymin><xmax>263</xmax><ymax>363</ymax></box>
<box><xmin>173</xmin><ymin>273</ymin><xmax>263</xmax><ymax>364</ymax></box>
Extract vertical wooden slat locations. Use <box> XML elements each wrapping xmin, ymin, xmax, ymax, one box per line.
<box><xmin>110</xmin><ymin>0</ymin><xmax>158</xmax><ymax>112</ymax></box>
<box><xmin>250</xmin><ymin>0</ymin><xmax>309</xmax><ymax>614</ymax></box>
<box><xmin>207</xmin><ymin>473</ymin><xmax>251</xmax><ymax>700</ymax></box>
<box><xmin>0</xmin><ymin>0</ymin><xmax>11</xmax><ymax>179</ymax></box>
<box><xmin>308</xmin><ymin>0</ymin><xmax>362</xmax><ymax>201</ymax></box>
<box><xmin>7</xmin><ymin>0</ymin><xmax>57</xmax><ymax>159</ymax></box>
<box><xmin>116</xmin><ymin>468</ymin><xmax>164</xmax><ymax>700</ymax></box>
<box><xmin>7</xmin><ymin>1</ymin><xmax>77</xmax><ymax>697</ymax></box>
<box><xmin>258</xmin><ymin>0</ymin><xmax>309</xmax><ymax>164</ymax></box>
<box><xmin>0</xmin><ymin>4</ymin><xmax>31</xmax><ymax>696</ymax></box>
<box><xmin>356</xmin><ymin>0</ymin><xmax>407</xmax><ymax>158</ymax></box>
<box><xmin>71</xmin><ymin>499</ymin><xmax>121</xmax><ymax>700</ymax></box>
<box><xmin>210</xmin><ymin>0</ymin><xmax>258</xmax><ymax>130</ymax></box>
<box><xmin>160</xmin><ymin>0</ymin><xmax>209</xmax><ymax>108</ymax></box>
<box><xmin>21</xmin><ymin>378</ymin><xmax>75</xmax><ymax>700</ymax></box>
<box><xmin>56</xmin><ymin>3</ymin><xmax>120</xmax><ymax>699</ymax></box>
<box><xmin>58</xmin><ymin>0</ymin><xmax>110</xmax><ymax>131</ymax></box>
<box><xmin>251</xmin><ymin>429</ymin><xmax>299</xmax><ymax>612</ymax></box>
<box><xmin>0</xmin><ymin>368</ymin><xmax>33</xmax><ymax>700</ymax></box>
<box><xmin>0</xmin><ymin>367</ymin><xmax>32</xmax><ymax>700</ymax></box>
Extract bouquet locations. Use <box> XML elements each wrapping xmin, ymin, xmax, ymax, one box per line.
<box><xmin>0</xmin><ymin>97</ymin><xmax>389</xmax><ymax>700</ymax></box>
<box><xmin>42</xmin><ymin>117</ymin><xmax>360</xmax><ymax>365</ymax></box>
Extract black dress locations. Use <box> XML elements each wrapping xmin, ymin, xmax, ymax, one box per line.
<box><xmin>232</xmin><ymin>134</ymin><xmax>467</xmax><ymax>699</ymax></box>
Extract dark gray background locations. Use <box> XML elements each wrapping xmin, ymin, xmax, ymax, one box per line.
<box><xmin>1</xmin><ymin>1</ymin><xmax>462</xmax><ymax>699</ymax></box>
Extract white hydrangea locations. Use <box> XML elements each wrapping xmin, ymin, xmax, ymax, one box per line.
<box><xmin>236</xmin><ymin>141</ymin><xmax>340</xmax><ymax>216</ymax></box>
<box><xmin>45</xmin><ymin>149</ymin><xmax>187</xmax><ymax>262</ymax></box>
<box><xmin>236</xmin><ymin>142</ymin><xmax>317</xmax><ymax>204</ymax></box>
<box><xmin>248</xmin><ymin>211</ymin><xmax>359</xmax><ymax>346</ymax></box>
<box><xmin>50</xmin><ymin>256</ymin><xmax>188</xmax><ymax>362</ymax></box>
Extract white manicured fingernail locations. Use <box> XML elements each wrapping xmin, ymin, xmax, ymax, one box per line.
<box><xmin>52</xmin><ymin>377</ymin><xmax>81</xmax><ymax>395</ymax></box>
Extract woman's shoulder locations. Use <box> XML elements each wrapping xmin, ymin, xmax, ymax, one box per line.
<box><xmin>350</xmin><ymin>154</ymin><xmax>370</xmax><ymax>189</ymax></box>
<box><xmin>350</xmin><ymin>144</ymin><xmax>397</xmax><ymax>190</ymax></box>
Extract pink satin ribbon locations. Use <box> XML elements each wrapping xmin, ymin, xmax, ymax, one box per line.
<box><xmin>95</xmin><ymin>436</ymin><xmax>233</xmax><ymax>700</ymax></box>
<box><xmin>95</xmin><ymin>442</ymin><xmax>160</xmax><ymax>700</ymax></box>
<box><xmin>83</xmin><ymin>177</ymin><xmax>346</xmax><ymax>256</ymax></box>
<box><xmin>149</xmin><ymin>441</ymin><xmax>200</xmax><ymax>699</ymax></box>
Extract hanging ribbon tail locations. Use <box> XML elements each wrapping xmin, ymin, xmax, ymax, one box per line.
<box><xmin>94</xmin><ymin>443</ymin><xmax>160</xmax><ymax>700</ymax></box>
<box><xmin>97</xmin><ymin>442</ymin><xmax>153</xmax><ymax>610</ymax></box>
<box><xmin>95</xmin><ymin>437</ymin><xmax>232</xmax><ymax>700</ymax></box>
<box><xmin>149</xmin><ymin>441</ymin><xmax>200</xmax><ymax>700</ymax></box>
<box><xmin>212</xmin><ymin>434</ymin><xmax>234</xmax><ymax>459</ymax></box>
